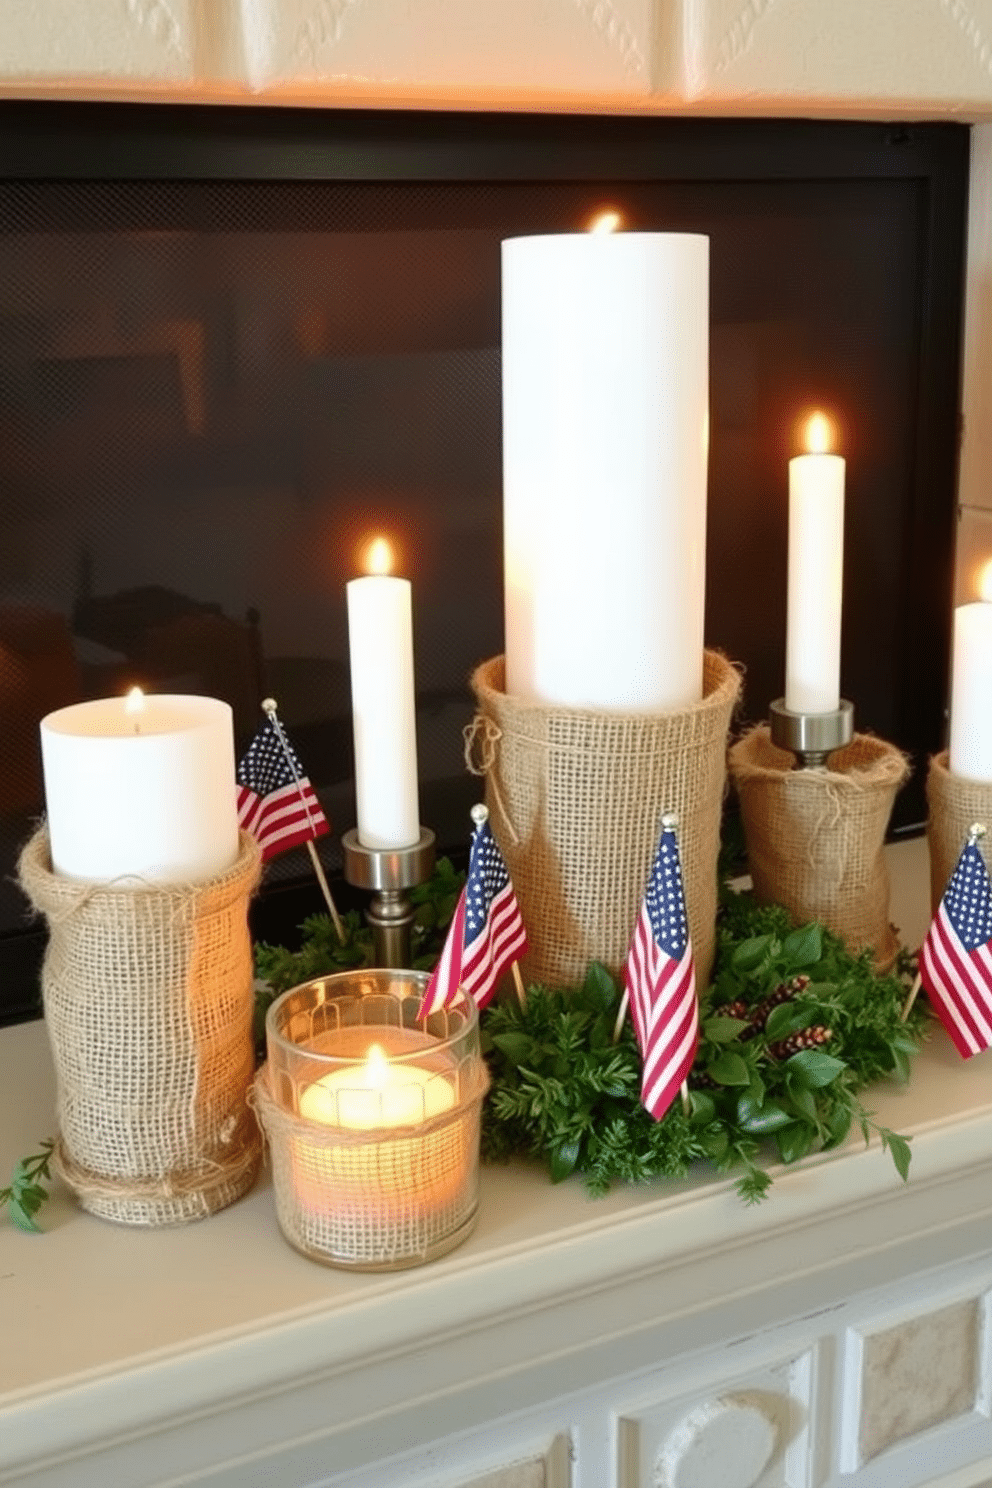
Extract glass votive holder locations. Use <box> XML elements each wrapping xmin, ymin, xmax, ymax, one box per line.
<box><xmin>253</xmin><ymin>968</ymin><xmax>489</xmax><ymax>1271</ymax></box>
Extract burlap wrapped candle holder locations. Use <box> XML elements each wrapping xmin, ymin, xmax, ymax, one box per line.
<box><xmin>467</xmin><ymin>650</ymin><xmax>741</xmax><ymax>991</ymax></box>
<box><xmin>925</xmin><ymin>751</ymin><xmax>992</xmax><ymax>911</ymax></box>
<box><xmin>18</xmin><ymin>828</ymin><xmax>262</xmax><ymax>1227</ymax></box>
<box><xmin>728</xmin><ymin>726</ymin><xmax>909</xmax><ymax>969</ymax></box>
<box><xmin>253</xmin><ymin>970</ymin><xmax>488</xmax><ymax>1271</ymax></box>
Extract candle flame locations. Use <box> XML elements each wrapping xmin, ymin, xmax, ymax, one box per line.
<box><xmin>362</xmin><ymin>1043</ymin><xmax>390</xmax><ymax>1087</ymax></box>
<box><xmin>124</xmin><ymin>686</ymin><xmax>145</xmax><ymax>714</ymax></box>
<box><xmin>978</xmin><ymin>559</ymin><xmax>992</xmax><ymax>603</ymax></box>
<box><xmin>803</xmin><ymin>412</ymin><xmax>833</xmax><ymax>455</ymax></box>
<box><xmin>588</xmin><ymin>208</ymin><xmax>622</xmax><ymax>234</ymax></box>
<box><xmin>365</xmin><ymin>537</ymin><xmax>393</xmax><ymax>576</ymax></box>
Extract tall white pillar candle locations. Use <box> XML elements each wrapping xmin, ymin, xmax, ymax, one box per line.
<box><xmin>949</xmin><ymin>565</ymin><xmax>992</xmax><ymax>781</ymax></box>
<box><xmin>40</xmin><ymin>693</ymin><xmax>239</xmax><ymax>884</ymax></box>
<box><xmin>346</xmin><ymin>542</ymin><xmax>420</xmax><ymax>850</ymax></box>
<box><xmin>785</xmin><ymin>414</ymin><xmax>846</xmax><ymax>715</ymax></box>
<box><xmin>502</xmin><ymin>230</ymin><xmax>709</xmax><ymax>711</ymax></box>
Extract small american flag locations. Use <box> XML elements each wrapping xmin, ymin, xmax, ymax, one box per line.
<box><xmin>419</xmin><ymin>807</ymin><xmax>528</xmax><ymax>1017</ymax></box>
<box><xmin>919</xmin><ymin>827</ymin><xmax>992</xmax><ymax>1058</ymax></box>
<box><xmin>237</xmin><ymin>712</ymin><xmax>330</xmax><ymax>862</ymax></box>
<box><xmin>624</xmin><ymin>815</ymin><xmax>698</xmax><ymax>1120</ymax></box>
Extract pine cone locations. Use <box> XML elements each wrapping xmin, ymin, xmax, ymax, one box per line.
<box><xmin>740</xmin><ymin>975</ymin><xmax>812</xmax><ymax>1040</ymax></box>
<box><xmin>713</xmin><ymin>1000</ymin><xmax>748</xmax><ymax>1021</ymax></box>
<box><xmin>767</xmin><ymin>1025</ymin><xmax>832</xmax><ymax>1060</ymax></box>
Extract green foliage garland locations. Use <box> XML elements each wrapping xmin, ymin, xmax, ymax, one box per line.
<box><xmin>483</xmin><ymin>898</ymin><xmax>927</xmax><ymax>1202</ymax></box>
<box><xmin>4</xmin><ymin>859</ymin><xmax>930</xmax><ymax>1229</ymax></box>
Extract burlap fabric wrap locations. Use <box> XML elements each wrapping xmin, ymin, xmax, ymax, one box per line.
<box><xmin>728</xmin><ymin>726</ymin><xmax>910</xmax><ymax>969</ymax></box>
<box><xmin>925</xmin><ymin>751</ymin><xmax>992</xmax><ymax>913</ymax></box>
<box><xmin>18</xmin><ymin>828</ymin><xmax>263</xmax><ymax>1227</ymax></box>
<box><xmin>467</xmin><ymin>651</ymin><xmax>740</xmax><ymax>991</ymax></box>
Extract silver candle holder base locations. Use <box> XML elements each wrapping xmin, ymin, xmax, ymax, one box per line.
<box><xmin>769</xmin><ymin>698</ymin><xmax>854</xmax><ymax>770</ymax></box>
<box><xmin>341</xmin><ymin>827</ymin><xmax>436</xmax><ymax>969</ymax></box>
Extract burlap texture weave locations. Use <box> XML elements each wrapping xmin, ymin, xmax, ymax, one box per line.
<box><xmin>18</xmin><ymin>829</ymin><xmax>263</xmax><ymax>1227</ymax></box>
<box><xmin>925</xmin><ymin>751</ymin><xmax>992</xmax><ymax>912</ymax></box>
<box><xmin>253</xmin><ymin>1063</ymin><xmax>487</xmax><ymax>1270</ymax></box>
<box><xmin>467</xmin><ymin>651</ymin><xmax>741</xmax><ymax>991</ymax></box>
<box><xmin>728</xmin><ymin>726</ymin><xmax>909</xmax><ymax>968</ymax></box>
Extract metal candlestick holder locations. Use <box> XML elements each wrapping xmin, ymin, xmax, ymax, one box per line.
<box><xmin>341</xmin><ymin>827</ymin><xmax>436</xmax><ymax>968</ymax></box>
<box><xmin>769</xmin><ymin>698</ymin><xmax>854</xmax><ymax>770</ymax></box>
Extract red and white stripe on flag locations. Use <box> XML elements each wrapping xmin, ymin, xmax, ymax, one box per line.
<box><xmin>237</xmin><ymin>778</ymin><xmax>328</xmax><ymax>862</ymax></box>
<box><xmin>625</xmin><ymin>900</ymin><xmax>698</xmax><ymax>1121</ymax></box>
<box><xmin>460</xmin><ymin>879</ymin><xmax>528</xmax><ymax>1011</ymax></box>
<box><xmin>919</xmin><ymin>903</ymin><xmax>992</xmax><ymax>1058</ymax></box>
<box><xmin>418</xmin><ymin>890</ymin><xmax>467</xmax><ymax>1018</ymax></box>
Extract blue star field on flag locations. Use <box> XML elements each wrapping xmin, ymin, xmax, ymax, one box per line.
<box><xmin>419</xmin><ymin>808</ymin><xmax>528</xmax><ymax>1017</ymax></box>
<box><xmin>624</xmin><ymin>816</ymin><xmax>698</xmax><ymax>1120</ymax></box>
<box><xmin>919</xmin><ymin>831</ymin><xmax>992</xmax><ymax>1058</ymax></box>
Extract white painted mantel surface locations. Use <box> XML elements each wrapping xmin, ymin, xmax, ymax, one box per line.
<box><xmin>3</xmin><ymin>840</ymin><xmax>992</xmax><ymax>1488</ymax></box>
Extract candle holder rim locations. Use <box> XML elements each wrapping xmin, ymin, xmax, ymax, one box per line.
<box><xmin>264</xmin><ymin>967</ymin><xmax>478</xmax><ymax>1070</ymax></box>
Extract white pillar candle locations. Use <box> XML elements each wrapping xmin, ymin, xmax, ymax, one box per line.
<box><xmin>40</xmin><ymin>692</ymin><xmax>239</xmax><ymax>884</ymax></box>
<box><xmin>785</xmin><ymin>413</ymin><xmax>846</xmax><ymax>715</ymax></box>
<box><xmin>346</xmin><ymin>539</ymin><xmax>420</xmax><ymax>850</ymax></box>
<box><xmin>949</xmin><ymin>562</ymin><xmax>992</xmax><ymax>781</ymax></box>
<box><xmin>502</xmin><ymin>227</ymin><xmax>709</xmax><ymax>711</ymax></box>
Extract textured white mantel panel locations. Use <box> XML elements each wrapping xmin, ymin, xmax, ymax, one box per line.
<box><xmin>6</xmin><ymin>0</ymin><xmax>992</xmax><ymax>115</ymax></box>
<box><xmin>0</xmin><ymin>0</ymin><xmax>200</xmax><ymax>85</ymax></box>
<box><xmin>681</xmin><ymin>0</ymin><xmax>992</xmax><ymax>114</ymax></box>
<box><xmin>237</xmin><ymin>0</ymin><xmax>656</xmax><ymax>104</ymax></box>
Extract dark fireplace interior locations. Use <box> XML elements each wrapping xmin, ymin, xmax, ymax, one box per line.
<box><xmin>0</xmin><ymin>104</ymin><xmax>968</xmax><ymax>1023</ymax></box>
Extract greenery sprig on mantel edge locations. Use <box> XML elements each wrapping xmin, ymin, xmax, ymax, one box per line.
<box><xmin>0</xmin><ymin>1139</ymin><xmax>54</xmax><ymax>1231</ymax></box>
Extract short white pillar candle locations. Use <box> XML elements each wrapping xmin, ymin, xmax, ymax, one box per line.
<box><xmin>40</xmin><ymin>691</ymin><xmax>240</xmax><ymax>884</ymax></box>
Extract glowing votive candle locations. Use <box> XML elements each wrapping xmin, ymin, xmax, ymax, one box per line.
<box><xmin>949</xmin><ymin>559</ymin><xmax>992</xmax><ymax>782</ymax></box>
<box><xmin>785</xmin><ymin>412</ymin><xmax>846</xmax><ymax>715</ymax></box>
<box><xmin>262</xmin><ymin>971</ymin><xmax>486</xmax><ymax>1270</ymax></box>
<box><xmin>299</xmin><ymin>1041</ymin><xmax>456</xmax><ymax>1130</ymax></box>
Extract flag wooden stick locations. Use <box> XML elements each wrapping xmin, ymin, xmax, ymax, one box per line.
<box><xmin>680</xmin><ymin>1081</ymin><xmax>691</xmax><ymax>1117</ymax></box>
<box><xmin>511</xmin><ymin>961</ymin><xmax>527</xmax><ymax>1009</ymax></box>
<box><xmin>900</xmin><ymin>970</ymin><xmax>922</xmax><ymax>1023</ymax></box>
<box><xmin>261</xmin><ymin>698</ymin><xmax>346</xmax><ymax>945</ymax></box>
<box><xmin>305</xmin><ymin>838</ymin><xmax>346</xmax><ymax>945</ymax></box>
<box><xmin>612</xmin><ymin>987</ymin><xmax>629</xmax><ymax>1043</ymax></box>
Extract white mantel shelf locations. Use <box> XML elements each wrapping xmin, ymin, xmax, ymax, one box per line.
<box><xmin>3</xmin><ymin>846</ymin><xmax>992</xmax><ymax>1488</ymax></box>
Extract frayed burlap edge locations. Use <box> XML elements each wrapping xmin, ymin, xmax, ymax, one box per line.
<box><xmin>18</xmin><ymin>828</ymin><xmax>263</xmax><ymax>1227</ymax></box>
<box><xmin>467</xmin><ymin>650</ymin><xmax>741</xmax><ymax>991</ymax></box>
<box><xmin>925</xmin><ymin>751</ymin><xmax>992</xmax><ymax>913</ymax></box>
<box><xmin>728</xmin><ymin>725</ymin><xmax>910</xmax><ymax>970</ymax></box>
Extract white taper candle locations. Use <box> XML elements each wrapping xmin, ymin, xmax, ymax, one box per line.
<box><xmin>346</xmin><ymin>540</ymin><xmax>420</xmax><ymax>850</ymax></box>
<box><xmin>785</xmin><ymin>413</ymin><xmax>846</xmax><ymax>715</ymax></box>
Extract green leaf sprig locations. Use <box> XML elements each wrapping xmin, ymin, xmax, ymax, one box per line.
<box><xmin>1</xmin><ymin>1139</ymin><xmax>55</xmax><ymax>1232</ymax></box>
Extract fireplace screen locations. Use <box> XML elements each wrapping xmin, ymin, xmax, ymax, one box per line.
<box><xmin>0</xmin><ymin>105</ymin><xmax>967</xmax><ymax>1020</ymax></box>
